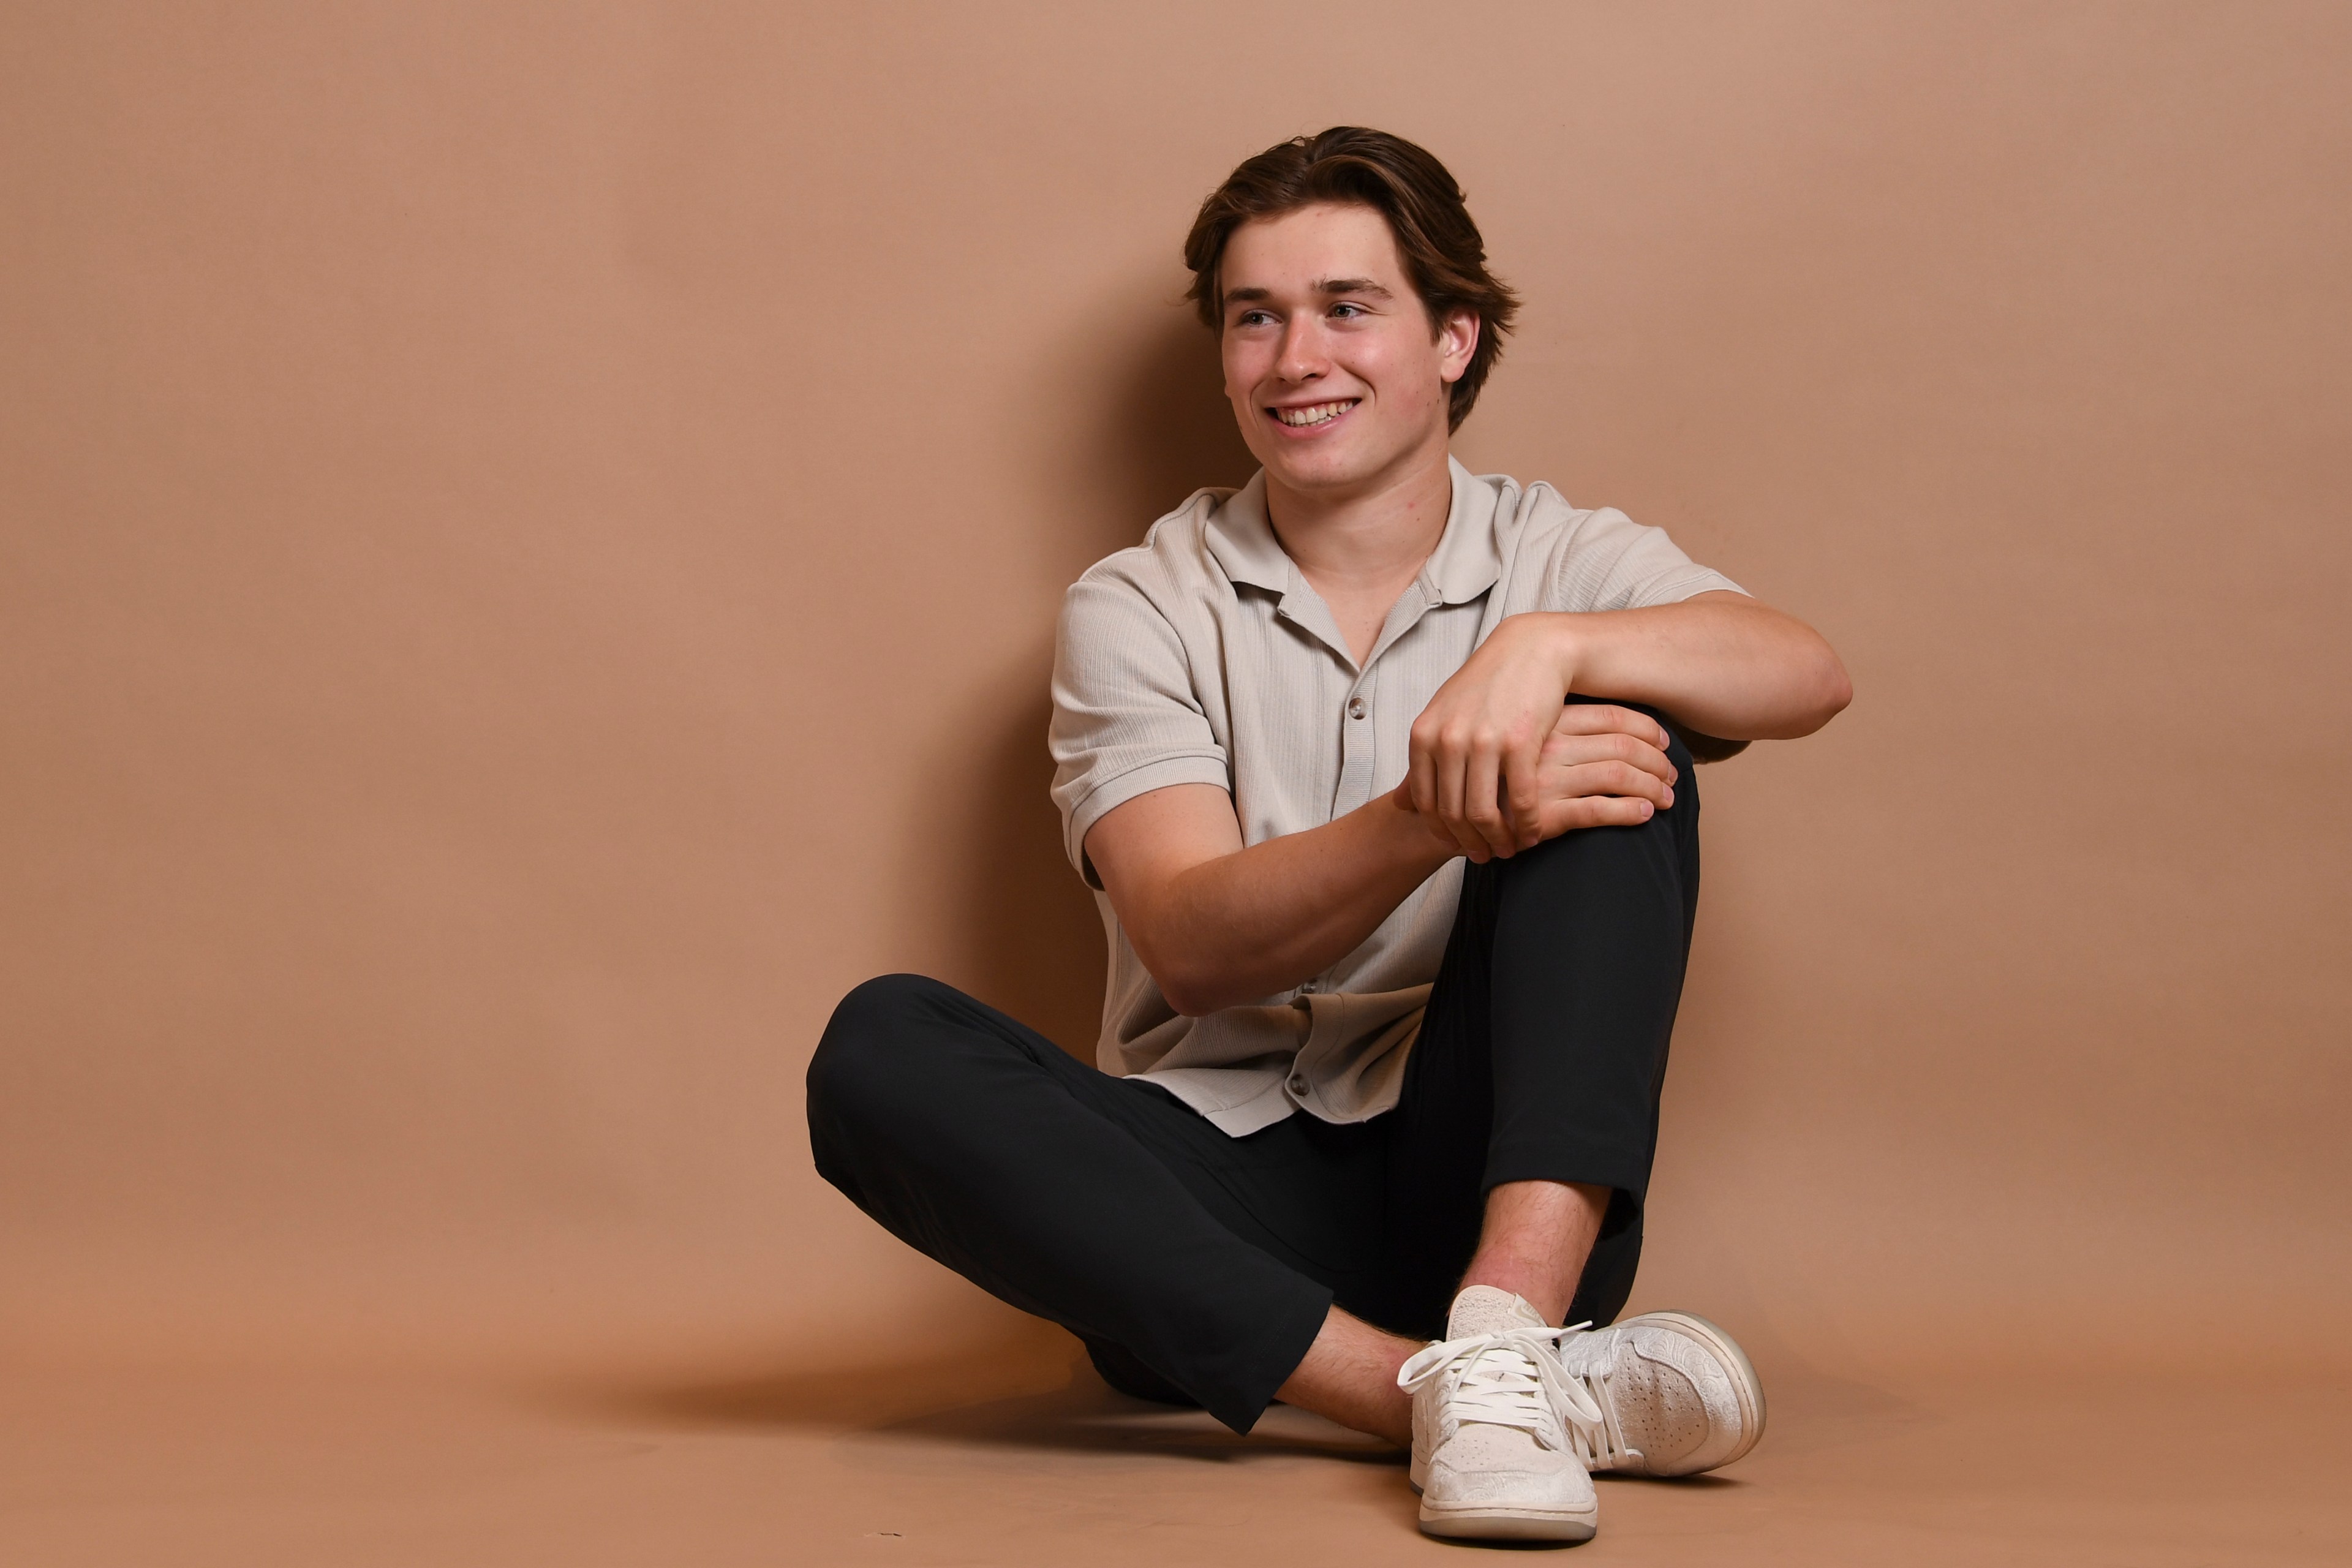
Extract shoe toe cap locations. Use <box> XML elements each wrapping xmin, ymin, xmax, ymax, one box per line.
<box><xmin>1424</xmin><ymin>1452</ymin><xmax>1595</xmax><ymax>1509</ymax></box>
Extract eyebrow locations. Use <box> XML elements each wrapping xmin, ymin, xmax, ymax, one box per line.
<box><xmin>1222</xmin><ymin>277</ymin><xmax>1396</xmax><ymax>309</ymax></box>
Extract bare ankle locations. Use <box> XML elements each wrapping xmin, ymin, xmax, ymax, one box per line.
<box><xmin>1275</xmin><ymin>1305</ymin><xmax>1415</xmax><ymax>1445</ymax></box>
<box><xmin>1459</xmin><ymin>1179</ymin><xmax>1612</xmax><ymax>1325</ymax></box>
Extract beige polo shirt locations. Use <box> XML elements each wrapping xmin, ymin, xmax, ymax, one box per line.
<box><xmin>1048</xmin><ymin>458</ymin><xmax>1741</xmax><ymax>1136</ymax></box>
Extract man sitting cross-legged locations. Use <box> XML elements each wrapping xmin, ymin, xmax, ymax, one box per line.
<box><xmin>807</xmin><ymin>127</ymin><xmax>1850</xmax><ymax>1545</ymax></box>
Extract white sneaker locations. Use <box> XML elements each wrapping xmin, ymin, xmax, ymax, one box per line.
<box><xmin>1548</xmin><ymin>1311</ymin><xmax>1766</xmax><ymax>1476</ymax></box>
<box><xmin>1398</xmin><ymin>1287</ymin><xmax>1603</xmax><ymax>1542</ymax></box>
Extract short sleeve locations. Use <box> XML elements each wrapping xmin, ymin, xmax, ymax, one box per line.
<box><xmin>1049</xmin><ymin>574</ymin><xmax>1231</xmax><ymax>888</ymax></box>
<box><xmin>1540</xmin><ymin>505</ymin><xmax>1745</xmax><ymax>612</ymax></box>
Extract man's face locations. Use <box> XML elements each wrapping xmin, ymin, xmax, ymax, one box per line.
<box><xmin>1216</xmin><ymin>202</ymin><xmax>1477</xmax><ymax>499</ymax></box>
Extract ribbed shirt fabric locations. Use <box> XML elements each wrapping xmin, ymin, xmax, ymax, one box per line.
<box><xmin>1048</xmin><ymin>458</ymin><xmax>1741</xmax><ymax>1136</ymax></box>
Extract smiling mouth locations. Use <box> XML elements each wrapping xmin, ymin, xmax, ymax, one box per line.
<box><xmin>1268</xmin><ymin>399</ymin><xmax>1359</xmax><ymax>428</ymax></box>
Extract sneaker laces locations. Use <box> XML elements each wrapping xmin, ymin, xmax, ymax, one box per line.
<box><xmin>1548</xmin><ymin>1325</ymin><xmax>1636</xmax><ymax>1469</ymax></box>
<box><xmin>1397</xmin><ymin>1325</ymin><xmax>1607</xmax><ymax>1450</ymax></box>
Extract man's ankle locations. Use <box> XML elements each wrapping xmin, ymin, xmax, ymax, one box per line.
<box><xmin>1275</xmin><ymin>1305</ymin><xmax>1415</xmax><ymax>1444</ymax></box>
<box><xmin>1460</xmin><ymin>1179</ymin><xmax>1610</xmax><ymax>1324</ymax></box>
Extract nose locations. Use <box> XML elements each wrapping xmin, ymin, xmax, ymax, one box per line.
<box><xmin>1275</xmin><ymin>315</ymin><xmax>1329</xmax><ymax>383</ymax></box>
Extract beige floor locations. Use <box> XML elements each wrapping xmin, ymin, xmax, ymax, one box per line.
<box><xmin>6</xmin><ymin>1330</ymin><xmax>2345</xmax><ymax>1567</ymax></box>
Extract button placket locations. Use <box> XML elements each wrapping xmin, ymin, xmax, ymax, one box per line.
<box><xmin>1333</xmin><ymin>666</ymin><xmax>1379</xmax><ymax>813</ymax></box>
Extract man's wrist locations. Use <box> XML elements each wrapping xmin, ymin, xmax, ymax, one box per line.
<box><xmin>1532</xmin><ymin>611</ymin><xmax>1587</xmax><ymax>692</ymax></box>
<box><xmin>1381</xmin><ymin>782</ymin><xmax>1461</xmax><ymax>869</ymax></box>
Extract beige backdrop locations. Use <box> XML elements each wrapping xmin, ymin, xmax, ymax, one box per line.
<box><xmin>5</xmin><ymin>0</ymin><xmax>2348</xmax><ymax>1426</ymax></box>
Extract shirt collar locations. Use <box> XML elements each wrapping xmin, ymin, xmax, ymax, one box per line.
<box><xmin>1204</xmin><ymin>456</ymin><xmax>1502</xmax><ymax>605</ymax></box>
<box><xmin>1202</xmin><ymin>470</ymin><xmax>1292</xmax><ymax>593</ymax></box>
<box><xmin>1423</xmin><ymin>456</ymin><xmax>1503</xmax><ymax>605</ymax></box>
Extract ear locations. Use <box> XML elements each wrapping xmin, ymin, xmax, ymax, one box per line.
<box><xmin>1436</xmin><ymin>308</ymin><xmax>1480</xmax><ymax>384</ymax></box>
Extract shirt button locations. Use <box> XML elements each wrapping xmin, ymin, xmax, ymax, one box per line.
<box><xmin>1289</xmin><ymin>1074</ymin><xmax>1310</xmax><ymax>1096</ymax></box>
<box><xmin>1348</xmin><ymin>696</ymin><xmax>1366</xmax><ymax>719</ymax></box>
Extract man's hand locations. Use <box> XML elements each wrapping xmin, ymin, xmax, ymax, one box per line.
<box><xmin>1522</xmin><ymin>705</ymin><xmax>1678</xmax><ymax>840</ymax></box>
<box><xmin>1405</xmin><ymin>594</ymin><xmax>1851</xmax><ymax>859</ymax></box>
<box><xmin>1398</xmin><ymin>701</ymin><xmax>1676</xmax><ymax>861</ymax></box>
<box><xmin>1405</xmin><ymin>613</ymin><xmax>1584</xmax><ymax>861</ymax></box>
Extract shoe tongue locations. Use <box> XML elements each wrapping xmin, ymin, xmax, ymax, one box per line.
<box><xmin>1447</xmin><ymin>1285</ymin><xmax>1549</xmax><ymax>1339</ymax></box>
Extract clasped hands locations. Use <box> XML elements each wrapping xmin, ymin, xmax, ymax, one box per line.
<box><xmin>1395</xmin><ymin>616</ymin><xmax>1678</xmax><ymax>863</ymax></box>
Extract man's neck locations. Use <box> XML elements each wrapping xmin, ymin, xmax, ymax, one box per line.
<box><xmin>1262</xmin><ymin>438</ymin><xmax>1454</xmax><ymax>600</ymax></box>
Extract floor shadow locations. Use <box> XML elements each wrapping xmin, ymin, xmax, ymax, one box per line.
<box><xmin>573</xmin><ymin>1316</ymin><xmax>1072</xmax><ymax>1430</ymax></box>
<box><xmin>587</xmin><ymin>1326</ymin><xmax>1400</xmax><ymax>1468</ymax></box>
<box><xmin>869</xmin><ymin>1381</ymin><xmax>1403</xmax><ymax>1467</ymax></box>
<box><xmin>1594</xmin><ymin>1470</ymin><xmax>1748</xmax><ymax>1492</ymax></box>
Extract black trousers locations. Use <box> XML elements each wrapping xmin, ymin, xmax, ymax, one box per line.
<box><xmin>807</xmin><ymin>723</ymin><xmax>1698</xmax><ymax>1435</ymax></box>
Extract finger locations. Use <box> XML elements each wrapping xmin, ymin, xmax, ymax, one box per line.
<box><xmin>1407</xmin><ymin>733</ymin><xmax>1440</xmax><ymax>820</ymax></box>
<box><xmin>1550</xmin><ymin>703</ymin><xmax>1676</xmax><ymax>756</ymax></box>
<box><xmin>1539</xmin><ymin>793</ymin><xmax>1658</xmax><ymax>837</ymax></box>
<box><xmin>1412</xmin><ymin>722</ymin><xmax>1476</xmax><ymax>857</ymax></box>
<box><xmin>1502</xmin><ymin>729</ymin><xmax>1547</xmax><ymax>851</ymax></box>
<box><xmin>1463</xmin><ymin>737</ymin><xmax>1513</xmax><ymax>859</ymax></box>
<box><xmin>1558</xmin><ymin>760</ymin><xmax>1675</xmax><ymax>809</ymax></box>
<box><xmin>1539</xmin><ymin>731</ymin><xmax>1678</xmax><ymax>785</ymax></box>
<box><xmin>1404</xmin><ymin>726</ymin><xmax>1465</xmax><ymax>856</ymax></box>
<box><xmin>1432</xmin><ymin>729</ymin><xmax>1488</xmax><ymax>861</ymax></box>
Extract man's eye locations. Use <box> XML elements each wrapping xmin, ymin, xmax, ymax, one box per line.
<box><xmin>1331</xmin><ymin>303</ymin><xmax>1365</xmax><ymax>318</ymax></box>
<box><xmin>1237</xmin><ymin>311</ymin><xmax>1273</xmax><ymax>327</ymax></box>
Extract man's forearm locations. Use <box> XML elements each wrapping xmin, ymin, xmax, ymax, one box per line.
<box><xmin>1114</xmin><ymin>789</ymin><xmax>1455</xmax><ymax>1017</ymax></box>
<box><xmin>1542</xmin><ymin>593</ymin><xmax>1850</xmax><ymax>742</ymax></box>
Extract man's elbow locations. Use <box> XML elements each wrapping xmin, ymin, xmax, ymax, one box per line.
<box><xmin>1804</xmin><ymin>650</ymin><xmax>1854</xmax><ymax>733</ymax></box>
<box><xmin>1722</xmin><ymin>605</ymin><xmax>1852</xmax><ymax>739</ymax></box>
<box><xmin>1815</xmin><ymin>647</ymin><xmax>1855</xmax><ymax>726</ymax></box>
<box><xmin>1767</xmin><ymin>633</ymin><xmax>1852</xmax><ymax>739</ymax></box>
<box><xmin>1161</xmin><ymin>986</ymin><xmax>1221</xmax><ymax>1020</ymax></box>
<box><xmin>1128</xmin><ymin>935</ymin><xmax>1225</xmax><ymax>1018</ymax></box>
<box><xmin>1154</xmin><ymin>967</ymin><xmax>1227</xmax><ymax>1019</ymax></box>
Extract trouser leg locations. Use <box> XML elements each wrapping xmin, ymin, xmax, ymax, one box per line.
<box><xmin>805</xmin><ymin>973</ymin><xmax>1343</xmax><ymax>1433</ymax></box>
<box><xmin>1380</xmin><ymin>710</ymin><xmax>1702</xmax><ymax>1338</ymax></box>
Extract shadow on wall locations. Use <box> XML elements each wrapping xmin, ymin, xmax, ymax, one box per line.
<box><xmin>1083</xmin><ymin>304</ymin><xmax>1257</xmax><ymax>547</ymax></box>
<box><xmin>922</xmin><ymin>302</ymin><xmax>1256</xmax><ymax>1057</ymax></box>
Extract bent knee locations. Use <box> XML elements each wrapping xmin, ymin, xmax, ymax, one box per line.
<box><xmin>807</xmin><ymin>973</ymin><xmax>956</xmax><ymax>1120</ymax></box>
<box><xmin>826</xmin><ymin>973</ymin><xmax>956</xmax><ymax>1040</ymax></box>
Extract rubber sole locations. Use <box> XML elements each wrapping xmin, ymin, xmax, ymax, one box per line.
<box><xmin>1411</xmin><ymin>1476</ymin><xmax>1598</xmax><ymax>1543</ymax></box>
<box><xmin>1607</xmin><ymin>1311</ymin><xmax>1768</xmax><ymax>1476</ymax></box>
<box><xmin>1417</xmin><ymin>1498</ymin><xmax>1598</xmax><ymax>1543</ymax></box>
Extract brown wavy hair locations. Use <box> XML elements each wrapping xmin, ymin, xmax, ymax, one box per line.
<box><xmin>1184</xmin><ymin>127</ymin><xmax>1520</xmax><ymax>432</ymax></box>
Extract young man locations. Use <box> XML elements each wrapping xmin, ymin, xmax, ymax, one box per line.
<box><xmin>809</xmin><ymin>127</ymin><xmax>1849</xmax><ymax>1544</ymax></box>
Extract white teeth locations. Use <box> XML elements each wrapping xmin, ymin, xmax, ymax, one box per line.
<box><xmin>1275</xmin><ymin>400</ymin><xmax>1356</xmax><ymax>427</ymax></box>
